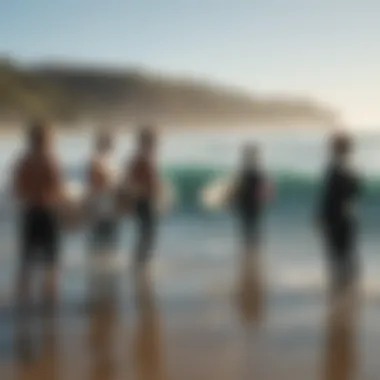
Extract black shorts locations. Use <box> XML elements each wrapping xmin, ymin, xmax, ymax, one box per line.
<box><xmin>89</xmin><ymin>218</ymin><xmax>118</xmax><ymax>252</ymax></box>
<box><xmin>20</xmin><ymin>206</ymin><xmax>60</xmax><ymax>267</ymax></box>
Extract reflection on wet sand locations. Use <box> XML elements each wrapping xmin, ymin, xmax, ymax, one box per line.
<box><xmin>236</xmin><ymin>251</ymin><xmax>267</xmax><ymax>380</ymax></box>
<box><xmin>13</xmin><ymin>309</ymin><xmax>59</xmax><ymax>380</ymax></box>
<box><xmin>2</xmin><ymin>252</ymin><xmax>372</xmax><ymax>380</ymax></box>
<box><xmin>133</xmin><ymin>273</ymin><xmax>167</xmax><ymax>380</ymax></box>
<box><xmin>88</xmin><ymin>278</ymin><xmax>119</xmax><ymax>380</ymax></box>
<box><xmin>236</xmin><ymin>252</ymin><xmax>266</xmax><ymax>327</ymax></box>
<box><xmin>40</xmin><ymin>312</ymin><xmax>59</xmax><ymax>380</ymax></box>
<box><xmin>323</xmin><ymin>288</ymin><xmax>359</xmax><ymax>380</ymax></box>
<box><xmin>14</xmin><ymin>314</ymin><xmax>35</xmax><ymax>366</ymax></box>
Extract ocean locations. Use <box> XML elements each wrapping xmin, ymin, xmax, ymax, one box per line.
<box><xmin>0</xmin><ymin>129</ymin><xmax>379</xmax><ymax>300</ymax></box>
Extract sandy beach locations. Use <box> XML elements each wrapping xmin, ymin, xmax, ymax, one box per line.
<box><xmin>0</xmin><ymin>250</ymin><xmax>379</xmax><ymax>380</ymax></box>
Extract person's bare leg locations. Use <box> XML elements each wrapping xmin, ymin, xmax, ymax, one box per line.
<box><xmin>16</xmin><ymin>265</ymin><xmax>32</xmax><ymax>308</ymax></box>
<box><xmin>42</xmin><ymin>265</ymin><xmax>59</xmax><ymax>308</ymax></box>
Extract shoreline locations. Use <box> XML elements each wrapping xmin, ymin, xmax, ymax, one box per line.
<box><xmin>0</xmin><ymin>249</ymin><xmax>378</xmax><ymax>380</ymax></box>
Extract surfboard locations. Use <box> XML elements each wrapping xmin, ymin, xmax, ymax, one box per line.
<box><xmin>201</xmin><ymin>175</ymin><xmax>275</xmax><ymax>211</ymax></box>
<box><xmin>200</xmin><ymin>176</ymin><xmax>237</xmax><ymax>211</ymax></box>
<box><xmin>65</xmin><ymin>180</ymin><xmax>86</xmax><ymax>203</ymax></box>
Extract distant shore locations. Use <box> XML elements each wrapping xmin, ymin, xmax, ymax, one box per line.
<box><xmin>0</xmin><ymin>119</ymin><xmax>336</xmax><ymax>137</ymax></box>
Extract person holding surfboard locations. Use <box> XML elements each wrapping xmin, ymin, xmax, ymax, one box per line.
<box><xmin>316</xmin><ymin>132</ymin><xmax>362</xmax><ymax>294</ymax></box>
<box><xmin>13</xmin><ymin>121</ymin><xmax>66</xmax><ymax>307</ymax></box>
<box><xmin>86</xmin><ymin>131</ymin><xmax>120</xmax><ymax>256</ymax></box>
<box><xmin>230</xmin><ymin>143</ymin><xmax>273</xmax><ymax>253</ymax></box>
<box><xmin>124</xmin><ymin>126</ymin><xmax>160</xmax><ymax>270</ymax></box>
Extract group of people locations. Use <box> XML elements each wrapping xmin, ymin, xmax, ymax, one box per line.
<box><xmin>11</xmin><ymin>120</ymin><xmax>362</xmax><ymax>308</ymax></box>
<box><xmin>225</xmin><ymin>132</ymin><xmax>361</xmax><ymax>297</ymax></box>
<box><xmin>13</xmin><ymin>122</ymin><xmax>159</xmax><ymax>306</ymax></box>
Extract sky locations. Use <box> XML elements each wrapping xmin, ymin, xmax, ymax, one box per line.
<box><xmin>0</xmin><ymin>0</ymin><xmax>379</xmax><ymax>127</ymax></box>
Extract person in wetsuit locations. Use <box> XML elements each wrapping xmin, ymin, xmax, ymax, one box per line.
<box><xmin>125</xmin><ymin>127</ymin><xmax>160</xmax><ymax>269</ymax></box>
<box><xmin>233</xmin><ymin>144</ymin><xmax>272</xmax><ymax>252</ymax></box>
<box><xmin>13</xmin><ymin>121</ymin><xmax>66</xmax><ymax>306</ymax></box>
<box><xmin>87</xmin><ymin>131</ymin><xmax>119</xmax><ymax>255</ymax></box>
<box><xmin>317</xmin><ymin>132</ymin><xmax>362</xmax><ymax>293</ymax></box>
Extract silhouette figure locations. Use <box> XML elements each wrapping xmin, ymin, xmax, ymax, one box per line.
<box><xmin>232</xmin><ymin>143</ymin><xmax>273</xmax><ymax>254</ymax></box>
<box><xmin>124</xmin><ymin>127</ymin><xmax>160</xmax><ymax>270</ymax></box>
<box><xmin>317</xmin><ymin>132</ymin><xmax>362</xmax><ymax>294</ymax></box>
<box><xmin>13</xmin><ymin>121</ymin><xmax>65</xmax><ymax>308</ymax></box>
<box><xmin>85</xmin><ymin>131</ymin><xmax>122</xmax><ymax>306</ymax></box>
<box><xmin>86</xmin><ymin>131</ymin><xmax>119</xmax><ymax>256</ymax></box>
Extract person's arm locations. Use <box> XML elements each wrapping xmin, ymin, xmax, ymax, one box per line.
<box><xmin>116</xmin><ymin>159</ymin><xmax>138</xmax><ymax>212</ymax></box>
<box><xmin>125</xmin><ymin>159</ymin><xmax>140</xmax><ymax>195</ymax></box>
<box><xmin>343</xmin><ymin>169</ymin><xmax>363</xmax><ymax>220</ymax></box>
<box><xmin>226</xmin><ymin>182</ymin><xmax>237</xmax><ymax>205</ymax></box>
<box><xmin>149</xmin><ymin>163</ymin><xmax>161</xmax><ymax>199</ymax></box>
<box><xmin>261</xmin><ymin>175</ymin><xmax>275</xmax><ymax>203</ymax></box>
<box><xmin>13</xmin><ymin>157</ymin><xmax>27</xmax><ymax>202</ymax></box>
<box><xmin>47</xmin><ymin>157</ymin><xmax>66</xmax><ymax>204</ymax></box>
<box><xmin>351</xmin><ymin>170</ymin><xmax>362</xmax><ymax>198</ymax></box>
<box><xmin>87</xmin><ymin>159</ymin><xmax>100</xmax><ymax>196</ymax></box>
<box><xmin>315</xmin><ymin>168</ymin><xmax>333</xmax><ymax>228</ymax></box>
<box><xmin>81</xmin><ymin>160</ymin><xmax>97</xmax><ymax>217</ymax></box>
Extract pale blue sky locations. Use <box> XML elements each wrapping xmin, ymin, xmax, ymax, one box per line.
<box><xmin>0</xmin><ymin>0</ymin><xmax>379</xmax><ymax>126</ymax></box>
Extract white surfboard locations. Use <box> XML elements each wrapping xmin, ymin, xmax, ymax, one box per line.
<box><xmin>65</xmin><ymin>180</ymin><xmax>86</xmax><ymax>204</ymax></box>
<box><xmin>201</xmin><ymin>175</ymin><xmax>274</xmax><ymax>211</ymax></box>
<box><xmin>200</xmin><ymin>176</ymin><xmax>237</xmax><ymax>211</ymax></box>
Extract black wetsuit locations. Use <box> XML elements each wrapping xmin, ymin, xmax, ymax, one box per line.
<box><xmin>234</xmin><ymin>169</ymin><xmax>264</xmax><ymax>249</ymax></box>
<box><xmin>318</xmin><ymin>162</ymin><xmax>361</xmax><ymax>289</ymax></box>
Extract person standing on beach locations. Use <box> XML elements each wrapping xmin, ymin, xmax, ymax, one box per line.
<box><xmin>317</xmin><ymin>132</ymin><xmax>362</xmax><ymax>294</ymax></box>
<box><xmin>13</xmin><ymin>121</ymin><xmax>65</xmax><ymax>307</ymax></box>
<box><xmin>124</xmin><ymin>127</ymin><xmax>160</xmax><ymax>271</ymax></box>
<box><xmin>231</xmin><ymin>143</ymin><xmax>273</xmax><ymax>253</ymax></box>
<box><xmin>86</xmin><ymin>131</ymin><xmax>119</xmax><ymax>258</ymax></box>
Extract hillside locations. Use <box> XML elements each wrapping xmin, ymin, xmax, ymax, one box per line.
<box><xmin>0</xmin><ymin>60</ymin><xmax>339</xmax><ymax>127</ymax></box>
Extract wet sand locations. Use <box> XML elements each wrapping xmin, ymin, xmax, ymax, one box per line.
<box><xmin>0</xmin><ymin>253</ymin><xmax>379</xmax><ymax>380</ymax></box>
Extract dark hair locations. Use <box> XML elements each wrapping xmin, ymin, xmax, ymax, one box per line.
<box><xmin>242</xmin><ymin>142</ymin><xmax>259</xmax><ymax>163</ymax></box>
<box><xmin>243</xmin><ymin>142</ymin><xmax>259</xmax><ymax>155</ymax></box>
<box><xmin>95</xmin><ymin>131</ymin><xmax>112</xmax><ymax>151</ymax></box>
<box><xmin>330</xmin><ymin>132</ymin><xmax>352</xmax><ymax>157</ymax></box>
<box><xmin>28</xmin><ymin>120</ymin><xmax>51</xmax><ymax>149</ymax></box>
<box><xmin>137</xmin><ymin>125</ymin><xmax>156</xmax><ymax>147</ymax></box>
